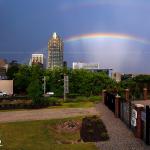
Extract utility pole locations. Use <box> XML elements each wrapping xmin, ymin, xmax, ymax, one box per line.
<box><xmin>64</xmin><ymin>74</ymin><xmax>69</xmax><ymax>101</ymax></box>
<box><xmin>43</xmin><ymin>76</ymin><xmax>46</xmax><ymax>94</ymax></box>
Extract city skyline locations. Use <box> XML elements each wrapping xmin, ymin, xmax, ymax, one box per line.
<box><xmin>0</xmin><ymin>0</ymin><xmax>150</xmax><ymax>73</ymax></box>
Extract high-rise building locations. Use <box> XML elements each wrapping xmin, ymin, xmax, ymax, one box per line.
<box><xmin>48</xmin><ymin>32</ymin><xmax>63</xmax><ymax>69</ymax></box>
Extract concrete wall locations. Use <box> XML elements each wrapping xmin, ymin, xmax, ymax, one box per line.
<box><xmin>0</xmin><ymin>80</ymin><xmax>13</xmax><ymax>95</ymax></box>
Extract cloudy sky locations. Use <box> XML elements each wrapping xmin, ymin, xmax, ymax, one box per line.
<box><xmin>0</xmin><ymin>0</ymin><xmax>150</xmax><ymax>73</ymax></box>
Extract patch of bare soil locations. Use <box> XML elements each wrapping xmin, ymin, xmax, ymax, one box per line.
<box><xmin>55</xmin><ymin>120</ymin><xmax>81</xmax><ymax>133</ymax></box>
<box><xmin>54</xmin><ymin>120</ymin><xmax>82</xmax><ymax>144</ymax></box>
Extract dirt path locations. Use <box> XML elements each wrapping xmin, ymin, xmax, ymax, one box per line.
<box><xmin>0</xmin><ymin>107</ymin><xmax>98</xmax><ymax>123</ymax></box>
<box><xmin>96</xmin><ymin>103</ymin><xmax>150</xmax><ymax>150</ymax></box>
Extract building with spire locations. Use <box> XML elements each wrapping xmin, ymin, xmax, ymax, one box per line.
<box><xmin>48</xmin><ymin>32</ymin><xmax>64</xmax><ymax>69</ymax></box>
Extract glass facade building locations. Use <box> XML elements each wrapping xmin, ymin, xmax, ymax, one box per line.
<box><xmin>48</xmin><ymin>33</ymin><xmax>63</xmax><ymax>69</ymax></box>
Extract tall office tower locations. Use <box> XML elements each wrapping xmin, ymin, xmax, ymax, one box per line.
<box><xmin>48</xmin><ymin>32</ymin><xmax>63</xmax><ymax>69</ymax></box>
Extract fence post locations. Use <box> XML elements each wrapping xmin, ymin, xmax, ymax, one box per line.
<box><xmin>134</xmin><ymin>104</ymin><xmax>144</xmax><ymax>138</ymax></box>
<box><xmin>143</xmin><ymin>88</ymin><xmax>148</xmax><ymax>100</ymax></box>
<box><xmin>115</xmin><ymin>94</ymin><xmax>121</xmax><ymax>118</ymax></box>
<box><xmin>102</xmin><ymin>90</ymin><xmax>107</xmax><ymax>104</ymax></box>
<box><xmin>146</xmin><ymin>105</ymin><xmax>150</xmax><ymax>145</ymax></box>
<box><xmin>125</xmin><ymin>89</ymin><xmax>132</xmax><ymax>128</ymax></box>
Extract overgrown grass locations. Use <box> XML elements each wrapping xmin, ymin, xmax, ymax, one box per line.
<box><xmin>0</xmin><ymin>118</ymin><xmax>98</xmax><ymax>150</ymax></box>
<box><xmin>50</xmin><ymin>95</ymin><xmax>102</xmax><ymax>108</ymax></box>
<box><xmin>65</xmin><ymin>95</ymin><xmax>101</xmax><ymax>103</ymax></box>
<box><xmin>50</xmin><ymin>101</ymin><xmax>94</xmax><ymax>109</ymax></box>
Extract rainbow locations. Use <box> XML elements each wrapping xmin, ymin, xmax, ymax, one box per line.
<box><xmin>65</xmin><ymin>33</ymin><xmax>150</xmax><ymax>45</ymax></box>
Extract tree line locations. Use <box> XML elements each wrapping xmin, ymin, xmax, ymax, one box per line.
<box><xmin>7</xmin><ymin>61</ymin><xmax>150</xmax><ymax>100</ymax></box>
<box><xmin>6</xmin><ymin>63</ymin><xmax>116</xmax><ymax>97</ymax></box>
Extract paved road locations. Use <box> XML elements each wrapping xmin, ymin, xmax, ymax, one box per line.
<box><xmin>96</xmin><ymin>103</ymin><xmax>150</xmax><ymax>150</ymax></box>
<box><xmin>0</xmin><ymin>107</ymin><xmax>98</xmax><ymax>123</ymax></box>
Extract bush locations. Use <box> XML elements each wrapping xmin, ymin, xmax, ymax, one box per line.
<box><xmin>74</xmin><ymin>96</ymin><xmax>88</xmax><ymax>102</ymax></box>
<box><xmin>47</xmin><ymin>97</ymin><xmax>62</xmax><ymax>106</ymax></box>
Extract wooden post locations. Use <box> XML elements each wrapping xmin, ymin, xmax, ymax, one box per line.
<box><xmin>143</xmin><ymin>88</ymin><xmax>148</xmax><ymax>100</ymax></box>
<box><xmin>134</xmin><ymin>104</ymin><xmax>144</xmax><ymax>138</ymax></box>
<box><xmin>102</xmin><ymin>90</ymin><xmax>107</xmax><ymax>104</ymax></box>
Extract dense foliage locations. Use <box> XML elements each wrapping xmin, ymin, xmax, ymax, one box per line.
<box><xmin>119</xmin><ymin>74</ymin><xmax>150</xmax><ymax>99</ymax></box>
<box><xmin>11</xmin><ymin>65</ymin><xmax>116</xmax><ymax>98</ymax></box>
<box><xmin>7</xmin><ymin>63</ymin><xmax>150</xmax><ymax>103</ymax></box>
<box><xmin>6</xmin><ymin>60</ymin><xmax>20</xmax><ymax>80</ymax></box>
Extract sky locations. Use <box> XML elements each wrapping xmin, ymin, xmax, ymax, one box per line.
<box><xmin>0</xmin><ymin>0</ymin><xmax>150</xmax><ymax>73</ymax></box>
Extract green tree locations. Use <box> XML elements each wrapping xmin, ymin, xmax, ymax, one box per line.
<box><xmin>27</xmin><ymin>79</ymin><xmax>42</xmax><ymax>105</ymax></box>
<box><xmin>14</xmin><ymin>65</ymin><xmax>31</xmax><ymax>94</ymax></box>
<box><xmin>45</xmin><ymin>67</ymin><xmax>64</xmax><ymax>97</ymax></box>
<box><xmin>27</xmin><ymin>65</ymin><xmax>43</xmax><ymax>105</ymax></box>
<box><xmin>7</xmin><ymin>60</ymin><xmax>20</xmax><ymax>79</ymax></box>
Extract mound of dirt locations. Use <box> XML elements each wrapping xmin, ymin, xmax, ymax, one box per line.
<box><xmin>56</xmin><ymin>120</ymin><xmax>81</xmax><ymax>133</ymax></box>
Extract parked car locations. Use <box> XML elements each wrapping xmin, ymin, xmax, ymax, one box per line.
<box><xmin>44</xmin><ymin>92</ymin><xmax>54</xmax><ymax>97</ymax></box>
<box><xmin>0</xmin><ymin>91</ymin><xmax>7</xmax><ymax>96</ymax></box>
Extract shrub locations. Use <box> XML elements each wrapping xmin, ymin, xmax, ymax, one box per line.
<box><xmin>74</xmin><ymin>96</ymin><xmax>88</xmax><ymax>102</ymax></box>
<box><xmin>47</xmin><ymin>97</ymin><xmax>62</xmax><ymax>106</ymax></box>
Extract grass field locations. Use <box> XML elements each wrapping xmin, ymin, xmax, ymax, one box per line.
<box><xmin>0</xmin><ymin>118</ymin><xmax>98</xmax><ymax>150</ymax></box>
<box><xmin>0</xmin><ymin>96</ymin><xmax>101</xmax><ymax>112</ymax></box>
<box><xmin>50</xmin><ymin>101</ymin><xmax>95</xmax><ymax>108</ymax></box>
<box><xmin>50</xmin><ymin>95</ymin><xmax>101</xmax><ymax>108</ymax></box>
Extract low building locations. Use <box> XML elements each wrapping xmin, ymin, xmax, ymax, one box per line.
<box><xmin>72</xmin><ymin>62</ymin><xmax>113</xmax><ymax>77</ymax></box>
<box><xmin>0</xmin><ymin>80</ymin><xmax>13</xmax><ymax>95</ymax></box>
<box><xmin>0</xmin><ymin>59</ymin><xmax>8</xmax><ymax>80</ymax></box>
<box><xmin>29</xmin><ymin>54</ymin><xmax>46</xmax><ymax>68</ymax></box>
<box><xmin>73</xmin><ymin>62</ymin><xmax>100</xmax><ymax>70</ymax></box>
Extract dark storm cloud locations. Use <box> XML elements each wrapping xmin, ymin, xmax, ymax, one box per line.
<box><xmin>0</xmin><ymin>0</ymin><xmax>150</xmax><ymax>73</ymax></box>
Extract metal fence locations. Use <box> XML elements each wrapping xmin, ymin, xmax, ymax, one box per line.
<box><xmin>145</xmin><ymin>106</ymin><xmax>150</xmax><ymax>145</ymax></box>
<box><xmin>105</xmin><ymin>92</ymin><xmax>115</xmax><ymax>113</ymax></box>
<box><xmin>104</xmin><ymin>91</ymin><xmax>150</xmax><ymax>145</ymax></box>
<box><xmin>120</xmin><ymin>98</ymin><xmax>130</xmax><ymax>127</ymax></box>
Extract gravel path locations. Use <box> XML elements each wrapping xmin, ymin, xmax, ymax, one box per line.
<box><xmin>96</xmin><ymin>103</ymin><xmax>150</xmax><ymax>150</ymax></box>
<box><xmin>0</xmin><ymin>107</ymin><xmax>98</xmax><ymax>123</ymax></box>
